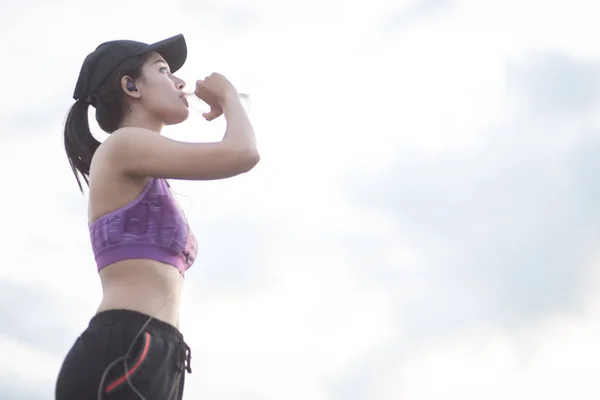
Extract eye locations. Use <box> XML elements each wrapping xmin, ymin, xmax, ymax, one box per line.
<box><xmin>159</xmin><ymin>66</ymin><xmax>169</xmax><ymax>73</ymax></box>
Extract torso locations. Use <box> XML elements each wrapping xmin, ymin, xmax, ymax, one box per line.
<box><xmin>87</xmin><ymin>139</ymin><xmax>193</xmax><ymax>328</ymax></box>
<box><xmin>97</xmin><ymin>260</ymin><xmax>184</xmax><ymax>328</ymax></box>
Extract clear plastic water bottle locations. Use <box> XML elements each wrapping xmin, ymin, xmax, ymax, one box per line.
<box><xmin>184</xmin><ymin>91</ymin><xmax>251</xmax><ymax>115</ymax></box>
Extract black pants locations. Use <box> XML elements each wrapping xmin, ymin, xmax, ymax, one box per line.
<box><xmin>55</xmin><ymin>309</ymin><xmax>192</xmax><ymax>400</ymax></box>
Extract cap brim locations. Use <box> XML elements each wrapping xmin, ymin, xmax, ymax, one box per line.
<box><xmin>140</xmin><ymin>34</ymin><xmax>187</xmax><ymax>73</ymax></box>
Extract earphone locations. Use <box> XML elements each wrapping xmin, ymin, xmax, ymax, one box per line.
<box><xmin>126</xmin><ymin>81</ymin><xmax>137</xmax><ymax>91</ymax></box>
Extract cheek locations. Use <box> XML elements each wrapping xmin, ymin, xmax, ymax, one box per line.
<box><xmin>144</xmin><ymin>85</ymin><xmax>187</xmax><ymax>122</ymax></box>
<box><xmin>152</xmin><ymin>95</ymin><xmax>176</xmax><ymax>110</ymax></box>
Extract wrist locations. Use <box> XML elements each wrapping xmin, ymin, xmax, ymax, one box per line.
<box><xmin>220</xmin><ymin>92</ymin><xmax>241</xmax><ymax>106</ymax></box>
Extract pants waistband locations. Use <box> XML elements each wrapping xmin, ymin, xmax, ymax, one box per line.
<box><xmin>89</xmin><ymin>309</ymin><xmax>184</xmax><ymax>341</ymax></box>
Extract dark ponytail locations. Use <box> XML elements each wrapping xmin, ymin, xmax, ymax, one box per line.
<box><xmin>64</xmin><ymin>53</ymin><xmax>151</xmax><ymax>193</ymax></box>
<box><xmin>64</xmin><ymin>100</ymin><xmax>100</xmax><ymax>193</ymax></box>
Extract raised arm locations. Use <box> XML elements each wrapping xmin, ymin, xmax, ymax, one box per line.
<box><xmin>105</xmin><ymin>74</ymin><xmax>259</xmax><ymax>181</ymax></box>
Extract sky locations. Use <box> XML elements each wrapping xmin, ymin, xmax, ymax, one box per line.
<box><xmin>1</xmin><ymin>0</ymin><xmax>600</xmax><ymax>399</ymax></box>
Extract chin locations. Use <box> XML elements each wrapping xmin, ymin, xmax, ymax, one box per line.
<box><xmin>164</xmin><ymin>108</ymin><xmax>190</xmax><ymax>125</ymax></box>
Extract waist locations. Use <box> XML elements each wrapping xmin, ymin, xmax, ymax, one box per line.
<box><xmin>89</xmin><ymin>309</ymin><xmax>184</xmax><ymax>341</ymax></box>
<box><xmin>98</xmin><ymin>260</ymin><xmax>184</xmax><ymax>327</ymax></box>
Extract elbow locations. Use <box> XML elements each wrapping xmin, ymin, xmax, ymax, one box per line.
<box><xmin>239</xmin><ymin>148</ymin><xmax>260</xmax><ymax>173</ymax></box>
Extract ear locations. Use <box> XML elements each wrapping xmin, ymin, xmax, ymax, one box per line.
<box><xmin>120</xmin><ymin>76</ymin><xmax>140</xmax><ymax>99</ymax></box>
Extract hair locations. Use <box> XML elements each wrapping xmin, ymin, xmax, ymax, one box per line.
<box><xmin>64</xmin><ymin>53</ymin><xmax>152</xmax><ymax>193</ymax></box>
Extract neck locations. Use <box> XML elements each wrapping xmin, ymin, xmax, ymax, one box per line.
<box><xmin>118</xmin><ymin>107</ymin><xmax>164</xmax><ymax>133</ymax></box>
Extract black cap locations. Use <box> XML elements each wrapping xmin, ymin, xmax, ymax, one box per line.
<box><xmin>73</xmin><ymin>33</ymin><xmax>187</xmax><ymax>104</ymax></box>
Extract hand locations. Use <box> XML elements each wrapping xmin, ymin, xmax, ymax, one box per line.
<box><xmin>195</xmin><ymin>73</ymin><xmax>238</xmax><ymax>121</ymax></box>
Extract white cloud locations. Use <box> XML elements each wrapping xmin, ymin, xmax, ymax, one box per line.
<box><xmin>0</xmin><ymin>334</ymin><xmax>62</xmax><ymax>399</ymax></box>
<box><xmin>376</xmin><ymin>257</ymin><xmax>600</xmax><ymax>400</ymax></box>
<box><xmin>180</xmin><ymin>249</ymin><xmax>394</xmax><ymax>399</ymax></box>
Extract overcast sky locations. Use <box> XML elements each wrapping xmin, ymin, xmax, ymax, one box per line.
<box><xmin>1</xmin><ymin>0</ymin><xmax>600</xmax><ymax>399</ymax></box>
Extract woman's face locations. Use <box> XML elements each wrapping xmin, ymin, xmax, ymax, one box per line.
<box><xmin>132</xmin><ymin>51</ymin><xmax>189</xmax><ymax>125</ymax></box>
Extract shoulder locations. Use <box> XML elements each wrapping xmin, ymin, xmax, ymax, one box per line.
<box><xmin>104</xmin><ymin>127</ymin><xmax>159</xmax><ymax>148</ymax></box>
<box><xmin>89</xmin><ymin>128</ymin><xmax>152</xmax><ymax>174</ymax></box>
<box><xmin>97</xmin><ymin>127</ymin><xmax>160</xmax><ymax>159</ymax></box>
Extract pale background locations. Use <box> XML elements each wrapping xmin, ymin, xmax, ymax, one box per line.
<box><xmin>1</xmin><ymin>0</ymin><xmax>600</xmax><ymax>399</ymax></box>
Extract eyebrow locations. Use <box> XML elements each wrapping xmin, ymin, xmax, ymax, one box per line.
<box><xmin>152</xmin><ymin>59</ymin><xmax>168</xmax><ymax>65</ymax></box>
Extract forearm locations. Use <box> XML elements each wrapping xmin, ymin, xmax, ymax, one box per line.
<box><xmin>221</xmin><ymin>95</ymin><xmax>257</xmax><ymax>150</ymax></box>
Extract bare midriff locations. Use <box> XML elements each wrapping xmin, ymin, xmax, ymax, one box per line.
<box><xmin>97</xmin><ymin>259</ymin><xmax>184</xmax><ymax>328</ymax></box>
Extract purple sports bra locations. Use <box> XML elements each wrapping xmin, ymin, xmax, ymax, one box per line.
<box><xmin>88</xmin><ymin>178</ymin><xmax>198</xmax><ymax>276</ymax></box>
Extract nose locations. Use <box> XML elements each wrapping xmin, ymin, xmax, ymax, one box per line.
<box><xmin>174</xmin><ymin>76</ymin><xmax>186</xmax><ymax>90</ymax></box>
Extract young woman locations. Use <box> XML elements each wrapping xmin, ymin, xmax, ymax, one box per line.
<box><xmin>55</xmin><ymin>33</ymin><xmax>259</xmax><ymax>400</ymax></box>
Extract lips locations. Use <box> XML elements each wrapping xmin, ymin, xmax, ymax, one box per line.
<box><xmin>182</xmin><ymin>96</ymin><xmax>189</xmax><ymax>108</ymax></box>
